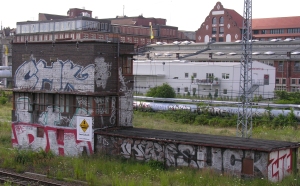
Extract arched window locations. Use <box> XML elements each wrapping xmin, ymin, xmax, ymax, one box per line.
<box><xmin>219</xmin><ymin>17</ymin><xmax>224</xmax><ymax>24</ymax></box>
<box><xmin>212</xmin><ymin>17</ymin><xmax>217</xmax><ymax>24</ymax></box>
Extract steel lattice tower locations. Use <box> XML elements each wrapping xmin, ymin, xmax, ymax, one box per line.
<box><xmin>237</xmin><ymin>0</ymin><xmax>253</xmax><ymax>138</ymax></box>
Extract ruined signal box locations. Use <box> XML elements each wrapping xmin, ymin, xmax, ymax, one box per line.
<box><xmin>11</xmin><ymin>40</ymin><xmax>134</xmax><ymax>155</ymax></box>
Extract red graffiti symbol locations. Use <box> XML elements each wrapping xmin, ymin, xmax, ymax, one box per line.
<box><xmin>28</xmin><ymin>134</ymin><xmax>34</xmax><ymax>144</ymax></box>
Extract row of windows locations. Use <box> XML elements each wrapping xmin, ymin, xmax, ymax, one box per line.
<box><xmin>212</xmin><ymin>27</ymin><xmax>224</xmax><ymax>34</ymax></box>
<box><xmin>14</xmin><ymin>93</ymin><xmax>111</xmax><ymax>116</ymax></box>
<box><xmin>270</xmin><ymin>29</ymin><xmax>284</xmax><ymax>34</ymax></box>
<box><xmin>184</xmin><ymin>73</ymin><xmax>229</xmax><ymax>80</ymax></box>
<box><xmin>178</xmin><ymin>87</ymin><xmax>228</xmax><ymax>95</ymax></box>
<box><xmin>287</xmin><ymin>28</ymin><xmax>300</xmax><ymax>34</ymax></box>
<box><xmin>212</xmin><ymin>17</ymin><xmax>224</xmax><ymax>24</ymax></box>
<box><xmin>276</xmin><ymin>78</ymin><xmax>300</xmax><ymax>85</ymax></box>
<box><xmin>278</xmin><ymin>61</ymin><xmax>300</xmax><ymax>72</ymax></box>
<box><xmin>17</xmin><ymin>20</ymin><xmax>110</xmax><ymax>34</ymax></box>
<box><xmin>253</xmin><ymin>28</ymin><xmax>300</xmax><ymax>35</ymax></box>
<box><xmin>14</xmin><ymin>34</ymin><xmax>152</xmax><ymax>45</ymax></box>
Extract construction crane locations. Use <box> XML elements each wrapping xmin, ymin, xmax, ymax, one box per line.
<box><xmin>237</xmin><ymin>0</ymin><xmax>253</xmax><ymax>138</ymax></box>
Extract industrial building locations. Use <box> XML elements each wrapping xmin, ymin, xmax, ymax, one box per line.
<box><xmin>140</xmin><ymin>40</ymin><xmax>300</xmax><ymax>92</ymax></box>
<box><xmin>133</xmin><ymin>60</ymin><xmax>275</xmax><ymax>99</ymax></box>
<box><xmin>13</xmin><ymin>8</ymin><xmax>194</xmax><ymax>48</ymax></box>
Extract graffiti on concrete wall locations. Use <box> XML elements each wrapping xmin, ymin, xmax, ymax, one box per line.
<box><xmin>118</xmin><ymin>67</ymin><xmax>133</xmax><ymax>126</ymax></box>
<box><xmin>109</xmin><ymin>97</ymin><xmax>116</xmax><ymax>126</ymax></box>
<box><xmin>96</xmin><ymin>136</ymin><xmax>270</xmax><ymax>178</ymax></box>
<box><xmin>15</xmin><ymin>96</ymin><xmax>32</xmax><ymax>123</ymax></box>
<box><xmin>15</xmin><ymin>59</ymin><xmax>95</xmax><ymax>92</ymax></box>
<box><xmin>12</xmin><ymin>123</ymin><xmax>93</xmax><ymax>156</ymax></box>
<box><xmin>268</xmin><ymin>149</ymin><xmax>292</xmax><ymax>182</ymax></box>
<box><xmin>95</xmin><ymin>57</ymin><xmax>111</xmax><ymax>89</ymax></box>
<box><xmin>15</xmin><ymin>96</ymin><xmax>92</xmax><ymax>128</ymax></box>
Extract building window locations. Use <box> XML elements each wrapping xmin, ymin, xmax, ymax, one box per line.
<box><xmin>278</xmin><ymin>61</ymin><xmax>284</xmax><ymax>72</ymax></box>
<box><xmin>120</xmin><ymin>36</ymin><xmax>125</xmax><ymax>42</ymax></box>
<box><xmin>219</xmin><ymin>17</ymin><xmax>224</xmax><ymax>24</ymax></box>
<box><xmin>212</xmin><ymin>17</ymin><xmax>217</xmax><ymax>24</ymax></box>
<box><xmin>193</xmin><ymin>73</ymin><xmax>197</xmax><ymax>78</ymax></box>
<box><xmin>219</xmin><ymin>37</ymin><xmax>224</xmax><ymax>42</ymax></box>
<box><xmin>261</xmin><ymin>30</ymin><xmax>266</xmax><ymax>34</ymax></box>
<box><xmin>185</xmin><ymin>73</ymin><xmax>189</xmax><ymax>78</ymax></box>
<box><xmin>223</xmin><ymin>89</ymin><xmax>227</xmax><ymax>94</ymax></box>
<box><xmin>294</xmin><ymin>61</ymin><xmax>300</xmax><ymax>72</ymax></box>
<box><xmin>222</xmin><ymin>73</ymin><xmax>229</xmax><ymax>79</ymax></box>
<box><xmin>37</xmin><ymin>127</ymin><xmax>44</xmax><ymax>138</ymax></box>
<box><xmin>134</xmin><ymin>37</ymin><xmax>139</xmax><ymax>43</ymax></box>
<box><xmin>206</xmin><ymin>73</ymin><xmax>214</xmax><ymax>79</ymax></box>
<box><xmin>253</xmin><ymin>30</ymin><xmax>259</xmax><ymax>34</ymax></box>
<box><xmin>276</xmin><ymin>79</ymin><xmax>280</xmax><ymax>84</ymax></box>
<box><xmin>219</xmin><ymin>27</ymin><xmax>224</xmax><ymax>34</ymax></box>
<box><xmin>54</xmin><ymin>94</ymin><xmax>70</xmax><ymax>113</ymax></box>
<box><xmin>212</xmin><ymin>27</ymin><xmax>217</xmax><ymax>34</ymax></box>
<box><xmin>282</xmin><ymin>79</ymin><xmax>286</xmax><ymax>84</ymax></box>
<box><xmin>184</xmin><ymin>87</ymin><xmax>188</xmax><ymax>92</ymax></box>
<box><xmin>275</xmin><ymin>86</ymin><xmax>287</xmax><ymax>91</ymax></box>
<box><xmin>270</xmin><ymin>29</ymin><xmax>284</xmax><ymax>34</ymax></box>
<box><xmin>99</xmin><ymin>35</ymin><xmax>104</xmax><ymax>40</ymax></box>
<box><xmin>120</xmin><ymin>55</ymin><xmax>132</xmax><ymax>75</ymax></box>
<box><xmin>177</xmin><ymin>88</ymin><xmax>180</xmax><ymax>93</ymax></box>
<box><xmin>292</xmin><ymin>78</ymin><xmax>296</xmax><ymax>84</ymax></box>
<box><xmin>211</xmin><ymin>37</ymin><xmax>216</xmax><ymax>42</ymax></box>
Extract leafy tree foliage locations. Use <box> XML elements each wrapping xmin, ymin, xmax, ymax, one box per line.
<box><xmin>146</xmin><ymin>83</ymin><xmax>176</xmax><ymax>98</ymax></box>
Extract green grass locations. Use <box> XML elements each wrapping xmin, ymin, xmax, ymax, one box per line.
<box><xmin>1</xmin><ymin>102</ymin><xmax>300</xmax><ymax>185</ymax></box>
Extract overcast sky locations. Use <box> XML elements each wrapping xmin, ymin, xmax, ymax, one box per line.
<box><xmin>1</xmin><ymin>0</ymin><xmax>299</xmax><ymax>31</ymax></box>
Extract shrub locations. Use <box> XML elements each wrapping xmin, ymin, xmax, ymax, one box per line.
<box><xmin>0</xmin><ymin>96</ymin><xmax>8</xmax><ymax>105</ymax></box>
<box><xmin>146</xmin><ymin>83</ymin><xmax>176</xmax><ymax>98</ymax></box>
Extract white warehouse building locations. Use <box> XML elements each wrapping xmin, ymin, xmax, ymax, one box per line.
<box><xmin>133</xmin><ymin>60</ymin><xmax>275</xmax><ymax>99</ymax></box>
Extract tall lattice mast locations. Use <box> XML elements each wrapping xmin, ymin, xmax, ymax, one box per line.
<box><xmin>237</xmin><ymin>0</ymin><xmax>253</xmax><ymax>138</ymax></box>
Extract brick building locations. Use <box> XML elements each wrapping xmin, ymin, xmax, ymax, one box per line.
<box><xmin>11</xmin><ymin>40</ymin><xmax>134</xmax><ymax>155</ymax></box>
<box><xmin>14</xmin><ymin>8</ymin><xmax>194</xmax><ymax>48</ymax></box>
<box><xmin>196</xmin><ymin>2</ymin><xmax>300</xmax><ymax>43</ymax></box>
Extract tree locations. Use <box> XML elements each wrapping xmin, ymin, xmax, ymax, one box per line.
<box><xmin>146</xmin><ymin>83</ymin><xmax>176</xmax><ymax>98</ymax></box>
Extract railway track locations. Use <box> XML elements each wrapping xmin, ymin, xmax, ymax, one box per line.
<box><xmin>0</xmin><ymin>169</ymin><xmax>65</xmax><ymax>186</ymax></box>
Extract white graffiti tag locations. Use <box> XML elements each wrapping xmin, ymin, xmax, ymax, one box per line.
<box><xmin>15</xmin><ymin>59</ymin><xmax>95</xmax><ymax>92</ymax></box>
<box><xmin>95</xmin><ymin>57</ymin><xmax>111</xmax><ymax>89</ymax></box>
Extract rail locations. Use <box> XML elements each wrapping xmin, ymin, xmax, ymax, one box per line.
<box><xmin>0</xmin><ymin>169</ymin><xmax>65</xmax><ymax>186</ymax></box>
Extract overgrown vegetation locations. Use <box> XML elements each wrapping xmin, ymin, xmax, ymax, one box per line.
<box><xmin>274</xmin><ymin>90</ymin><xmax>300</xmax><ymax>104</ymax></box>
<box><xmin>0</xmin><ymin>90</ymin><xmax>9</xmax><ymax>105</ymax></box>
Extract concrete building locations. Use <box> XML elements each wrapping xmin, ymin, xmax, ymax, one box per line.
<box><xmin>11</xmin><ymin>40</ymin><xmax>134</xmax><ymax>156</ymax></box>
<box><xmin>196</xmin><ymin>2</ymin><xmax>300</xmax><ymax>43</ymax></box>
<box><xmin>133</xmin><ymin>60</ymin><xmax>275</xmax><ymax>99</ymax></box>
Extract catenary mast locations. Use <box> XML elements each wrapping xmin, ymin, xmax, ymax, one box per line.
<box><xmin>237</xmin><ymin>0</ymin><xmax>253</xmax><ymax>138</ymax></box>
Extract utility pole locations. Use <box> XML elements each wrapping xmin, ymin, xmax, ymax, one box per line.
<box><xmin>237</xmin><ymin>0</ymin><xmax>253</xmax><ymax>138</ymax></box>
